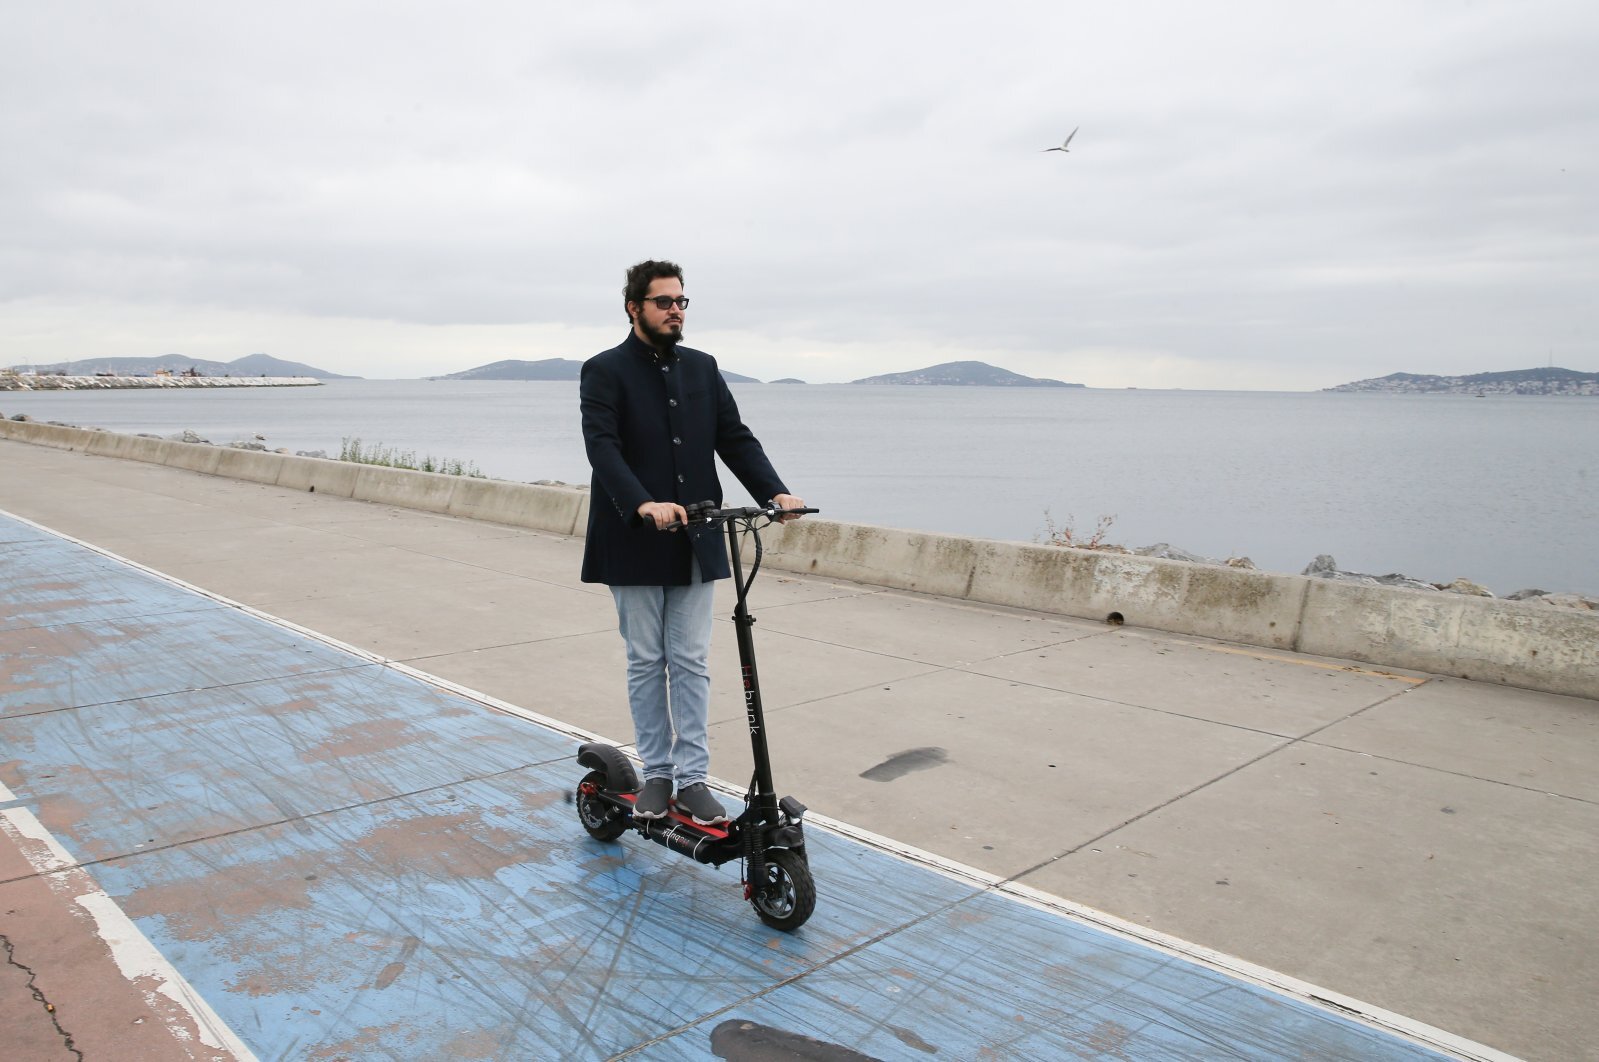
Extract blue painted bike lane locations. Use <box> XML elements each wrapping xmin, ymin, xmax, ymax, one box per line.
<box><xmin>0</xmin><ymin>511</ymin><xmax>1479</xmax><ymax>1059</ymax></box>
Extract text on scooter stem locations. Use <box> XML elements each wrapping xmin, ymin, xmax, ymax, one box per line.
<box><xmin>743</xmin><ymin>664</ymin><xmax>760</xmax><ymax>734</ymax></box>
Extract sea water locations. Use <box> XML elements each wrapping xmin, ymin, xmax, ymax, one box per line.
<box><xmin>4</xmin><ymin>380</ymin><xmax>1594</xmax><ymax>596</ymax></box>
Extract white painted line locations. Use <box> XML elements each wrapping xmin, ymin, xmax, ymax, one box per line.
<box><xmin>0</xmin><ymin>782</ymin><xmax>259</xmax><ymax>1061</ymax></box>
<box><xmin>1</xmin><ymin>508</ymin><xmax>1518</xmax><ymax>1062</ymax></box>
<box><xmin>0</xmin><ymin>507</ymin><xmax>621</xmax><ymax>749</ymax></box>
<box><xmin>798</xmin><ymin>812</ymin><xmax>1516</xmax><ymax>1061</ymax></box>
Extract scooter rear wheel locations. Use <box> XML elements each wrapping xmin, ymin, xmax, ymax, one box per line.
<box><xmin>576</xmin><ymin>770</ymin><xmax>629</xmax><ymax>841</ymax></box>
<box><xmin>751</xmin><ymin>849</ymin><xmax>815</xmax><ymax>931</ymax></box>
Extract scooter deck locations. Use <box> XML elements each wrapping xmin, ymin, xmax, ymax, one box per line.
<box><xmin>617</xmin><ymin>791</ymin><xmax>732</xmax><ymax>840</ymax></box>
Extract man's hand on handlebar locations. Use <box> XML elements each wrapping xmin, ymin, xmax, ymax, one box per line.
<box><xmin>772</xmin><ymin>494</ymin><xmax>807</xmax><ymax>522</ymax></box>
<box><xmin>650</xmin><ymin>497</ymin><xmax>813</xmax><ymax>531</ymax></box>
<box><xmin>638</xmin><ymin>500</ymin><xmax>687</xmax><ymax>530</ymax></box>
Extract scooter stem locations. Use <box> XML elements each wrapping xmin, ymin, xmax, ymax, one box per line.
<box><xmin>726</xmin><ymin>517</ymin><xmax>780</xmax><ymax>823</ymax></box>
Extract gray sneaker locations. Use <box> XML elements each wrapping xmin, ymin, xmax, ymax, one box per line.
<box><xmin>674</xmin><ymin>783</ymin><xmax>730</xmax><ymax>826</ymax></box>
<box><xmin>633</xmin><ymin>778</ymin><xmax>672</xmax><ymax>820</ymax></box>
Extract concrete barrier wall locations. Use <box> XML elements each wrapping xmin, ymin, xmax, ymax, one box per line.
<box><xmin>754</xmin><ymin>520</ymin><xmax>1311</xmax><ymax>650</ymax></box>
<box><xmin>1296</xmin><ymin>579</ymin><xmax>1598</xmax><ymax>699</ymax></box>
<box><xmin>4</xmin><ymin>420</ymin><xmax>1594</xmax><ymax>700</ymax></box>
<box><xmin>2</xmin><ymin>420</ymin><xmax>96</xmax><ymax>450</ymax></box>
<box><xmin>0</xmin><ymin>421</ymin><xmax>586</xmax><ymax>537</ymax></box>
<box><xmin>754</xmin><ymin>518</ymin><xmax>1596</xmax><ymax>699</ymax></box>
<box><xmin>446</xmin><ymin>475</ymin><xmax>586</xmax><ymax>537</ymax></box>
<box><xmin>275</xmin><ymin>454</ymin><xmax>362</xmax><ymax>497</ymax></box>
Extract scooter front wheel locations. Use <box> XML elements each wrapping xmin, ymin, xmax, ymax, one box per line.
<box><xmin>751</xmin><ymin>849</ymin><xmax>815</xmax><ymax>932</ymax></box>
<box><xmin>576</xmin><ymin>770</ymin><xmax>629</xmax><ymax>841</ymax></box>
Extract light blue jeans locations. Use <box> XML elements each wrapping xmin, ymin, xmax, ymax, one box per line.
<box><xmin>610</xmin><ymin>563</ymin><xmax>716</xmax><ymax>787</ymax></box>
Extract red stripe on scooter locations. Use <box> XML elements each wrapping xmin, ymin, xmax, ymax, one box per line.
<box><xmin>666</xmin><ymin>811</ymin><xmax>729</xmax><ymax>839</ymax></box>
<box><xmin>616</xmin><ymin>792</ymin><xmax>730</xmax><ymax>838</ymax></box>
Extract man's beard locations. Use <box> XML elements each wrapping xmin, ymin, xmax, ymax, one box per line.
<box><xmin>639</xmin><ymin>317</ymin><xmax>684</xmax><ymax>354</ymax></box>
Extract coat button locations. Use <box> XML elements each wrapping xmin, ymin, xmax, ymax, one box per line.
<box><xmin>672</xmin><ymin>436</ymin><xmax>682</xmax><ymax>445</ymax></box>
<box><xmin>668</xmin><ymin>398</ymin><xmax>677</xmax><ymax>407</ymax></box>
<box><xmin>677</xmin><ymin>474</ymin><xmax>685</xmax><ymax>483</ymax></box>
<box><xmin>661</xmin><ymin>365</ymin><xmax>670</xmax><ymax>373</ymax></box>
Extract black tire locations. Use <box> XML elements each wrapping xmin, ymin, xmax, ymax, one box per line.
<box><xmin>751</xmin><ymin>849</ymin><xmax>815</xmax><ymax>931</ymax></box>
<box><xmin>576</xmin><ymin>770</ymin><xmax>629</xmax><ymax>841</ymax></box>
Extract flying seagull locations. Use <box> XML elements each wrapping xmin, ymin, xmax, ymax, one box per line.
<box><xmin>1043</xmin><ymin>127</ymin><xmax>1078</xmax><ymax>153</ymax></box>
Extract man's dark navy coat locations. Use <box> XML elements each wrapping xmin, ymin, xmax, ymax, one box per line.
<box><xmin>580</xmin><ymin>331</ymin><xmax>788</xmax><ymax>586</ymax></box>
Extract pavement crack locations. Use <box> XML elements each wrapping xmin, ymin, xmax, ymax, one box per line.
<box><xmin>1</xmin><ymin>932</ymin><xmax>85</xmax><ymax>1061</ymax></box>
<box><xmin>398</xmin><ymin>627</ymin><xmax>616</xmax><ymax>662</ymax></box>
<box><xmin>722</xmin><ymin>666</ymin><xmax>950</xmax><ymax>723</ymax></box>
<box><xmin>10</xmin><ymin>757</ymin><xmax>567</xmax><ymax>882</ymax></box>
<box><xmin>0</xmin><ymin>660</ymin><xmax>372</xmax><ymax>721</ymax></box>
<box><xmin>950</xmin><ymin>666</ymin><xmax>1303</xmax><ymax>740</ymax></box>
<box><xmin>1300</xmin><ymin>740</ymin><xmax>1597</xmax><ymax>806</ymax></box>
<box><xmin>1008</xmin><ymin>681</ymin><xmax>1427</xmax><ymax>879</ymax></box>
<box><xmin>606</xmin><ymin>889</ymin><xmax>978</xmax><ymax>1059</ymax></box>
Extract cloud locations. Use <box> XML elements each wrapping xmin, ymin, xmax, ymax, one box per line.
<box><xmin>3</xmin><ymin>1</ymin><xmax>1596</xmax><ymax>386</ymax></box>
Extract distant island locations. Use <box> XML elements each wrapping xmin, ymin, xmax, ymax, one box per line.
<box><xmin>438</xmin><ymin>357</ymin><xmax>760</xmax><ymax>383</ymax></box>
<box><xmin>1326</xmin><ymin>367</ymin><xmax>1599</xmax><ymax>395</ymax></box>
<box><xmin>436</xmin><ymin>358</ymin><xmax>585</xmax><ymax>381</ymax></box>
<box><xmin>852</xmin><ymin>361</ymin><xmax>1081</xmax><ymax>387</ymax></box>
<box><xmin>5</xmin><ymin>353</ymin><xmax>356</xmax><ymax>379</ymax></box>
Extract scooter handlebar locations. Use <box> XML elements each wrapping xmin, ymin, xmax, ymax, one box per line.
<box><xmin>663</xmin><ymin>503</ymin><xmax>818</xmax><ymax>531</ymax></box>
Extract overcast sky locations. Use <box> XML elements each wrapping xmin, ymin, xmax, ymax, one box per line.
<box><xmin>4</xmin><ymin>2</ymin><xmax>1596</xmax><ymax>388</ymax></box>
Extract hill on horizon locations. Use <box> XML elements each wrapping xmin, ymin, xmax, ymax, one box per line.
<box><xmin>851</xmin><ymin>360</ymin><xmax>1081</xmax><ymax>387</ymax></box>
<box><xmin>438</xmin><ymin>358</ymin><xmax>761</xmax><ymax>383</ymax></box>
<box><xmin>1326</xmin><ymin>366</ymin><xmax>1599</xmax><ymax>395</ymax></box>
<box><xmin>7</xmin><ymin>354</ymin><xmax>357</xmax><ymax>379</ymax></box>
<box><xmin>436</xmin><ymin>358</ymin><xmax>584</xmax><ymax>381</ymax></box>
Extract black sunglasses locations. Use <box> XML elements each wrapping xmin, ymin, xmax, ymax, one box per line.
<box><xmin>641</xmin><ymin>296</ymin><xmax>690</xmax><ymax>310</ymax></box>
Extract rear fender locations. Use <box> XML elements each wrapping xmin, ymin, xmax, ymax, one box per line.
<box><xmin>577</xmin><ymin>742</ymin><xmax>641</xmax><ymax>793</ymax></box>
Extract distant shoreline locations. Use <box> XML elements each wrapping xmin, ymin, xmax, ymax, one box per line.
<box><xmin>0</xmin><ymin>375</ymin><xmax>322</xmax><ymax>392</ymax></box>
<box><xmin>3</xmin><ymin>388</ymin><xmax>1591</xmax><ymax>600</ymax></box>
<box><xmin>1325</xmin><ymin>367</ymin><xmax>1599</xmax><ymax>396</ymax></box>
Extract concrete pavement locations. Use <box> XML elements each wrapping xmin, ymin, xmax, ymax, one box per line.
<box><xmin>2</xmin><ymin>438</ymin><xmax>1595</xmax><ymax>1059</ymax></box>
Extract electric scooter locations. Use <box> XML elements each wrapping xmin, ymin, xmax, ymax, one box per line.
<box><xmin>574</xmin><ymin>501</ymin><xmax>820</xmax><ymax>931</ymax></box>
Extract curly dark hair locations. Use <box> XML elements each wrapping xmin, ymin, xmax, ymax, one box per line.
<box><xmin>623</xmin><ymin>260</ymin><xmax>685</xmax><ymax>320</ymax></box>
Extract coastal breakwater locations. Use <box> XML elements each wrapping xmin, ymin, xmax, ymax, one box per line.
<box><xmin>3</xmin><ymin>418</ymin><xmax>1594</xmax><ymax>701</ymax></box>
<box><xmin>0</xmin><ymin>374</ymin><xmax>321</xmax><ymax>391</ymax></box>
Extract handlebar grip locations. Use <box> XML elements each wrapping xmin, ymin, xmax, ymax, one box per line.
<box><xmin>657</xmin><ymin>499</ymin><xmax>716</xmax><ymax>532</ymax></box>
<box><xmin>663</xmin><ymin>504</ymin><xmax>817</xmax><ymax>529</ymax></box>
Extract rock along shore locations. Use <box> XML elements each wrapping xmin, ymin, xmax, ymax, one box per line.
<box><xmin>0</xmin><ymin>374</ymin><xmax>321</xmax><ymax>391</ymax></box>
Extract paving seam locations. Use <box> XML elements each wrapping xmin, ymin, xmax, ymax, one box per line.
<box><xmin>0</xmin><ymin>661</ymin><xmax>375</xmax><ymax>722</ymax></box>
<box><xmin>365</xmin><ymin>544</ymin><xmax>615</xmax><ymax>597</ymax></box>
<box><xmin>1</xmin><ymin>603</ymin><xmax>233</xmax><ymax>632</ymax></box>
<box><xmin>817</xmin><ymin>816</ymin><xmax>1516</xmax><ymax>1062</ymax></box>
<box><xmin>1297</xmin><ymin>739</ymin><xmax>1597</xmax><ymax>806</ymax></box>
<box><xmin>1009</xmin><ymin>681</ymin><xmax>1422</xmax><ymax>879</ymax></box>
<box><xmin>950</xmin><ymin>662</ymin><xmax>1384</xmax><ymax>739</ymax></box>
<box><xmin>979</xmin><ymin>681</ymin><xmax>1532</xmax><ymax>1061</ymax></box>
<box><xmin>704</xmin><ymin>622</ymin><xmax>1113</xmax><ymax>675</ymax></box>
<box><xmin>395</xmin><ymin>626</ymin><xmax>622</xmax><ymax>664</ymax></box>
<box><xmin>0</xmin><ymin>507</ymin><xmax>617</xmax><ymax>749</ymax></box>
<box><xmin>0</xmin><ymin>507</ymin><xmax>1515</xmax><ymax>1061</ymax></box>
<box><xmin>715</xmin><ymin>665</ymin><xmax>951</xmax><ymax>724</ymax></box>
<box><xmin>1189</xmin><ymin>640</ymin><xmax>1427</xmax><ymax>682</ymax></box>
<box><xmin>165</xmin><ymin>567</ymin><xmax>518</xmax><ymax>603</ymax></box>
<box><xmin>0</xmin><ymin>753</ymin><xmax>573</xmax><ymax>889</ymax></box>
<box><xmin>610</xmin><ymin>879</ymin><xmax>990</xmax><ymax>1059</ymax></box>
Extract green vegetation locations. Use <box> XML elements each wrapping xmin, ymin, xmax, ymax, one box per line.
<box><xmin>338</xmin><ymin>437</ymin><xmax>487</xmax><ymax>478</ymax></box>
